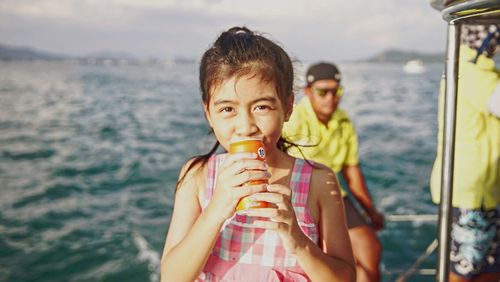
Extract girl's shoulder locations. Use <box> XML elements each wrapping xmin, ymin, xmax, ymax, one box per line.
<box><xmin>306</xmin><ymin>161</ymin><xmax>342</xmax><ymax>202</ymax></box>
<box><xmin>294</xmin><ymin>158</ymin><xmax>341</xmax><ymax>225</ymax></box>
<box><xmin>299</xmin><ymin>159</ymin><xmax>333</xmax><ymax>180</ymax></box>
<box><xmin>178</xmin><ymin>156</ymin><xmax>209</xmax><ymax>183</ymax></box>
<box><xmin>286</xmin><ymin>156</ymin><xmax>338</xmax><ymax>195</ymax></box>
<box><xmin>177</xmin><ymin>156</ymin><xmax>211</xmax><ymax>205</ymax></box>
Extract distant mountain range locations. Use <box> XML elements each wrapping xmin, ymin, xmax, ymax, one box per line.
<box><xmin>0</xmin><ymin>43</ymin><xmax>148</xmax><ymax>61</ymax></box>
<box><xmin>0</xmin><ymin>43</ymin><xmax>200</xmax><ymax>65</ymax></box>
<box><xmin>360</xmin><ymin>49</ymin><xmax>445</xmax><ymax>63</ymax></box>
<box><xmin>0</xmin><ymin>43</ymin><xmax>64</xmax><ymax>60</ymax></box>
<box><xmin>0</xmin><ymin>42</ymin><xmax>445</xmax><ymax>64</ymax></box>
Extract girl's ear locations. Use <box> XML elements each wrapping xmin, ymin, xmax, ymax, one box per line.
<box><xmin>284</xmin><ymin>94</ymin><xmax>295</xmax><ymax>122</ymax></box>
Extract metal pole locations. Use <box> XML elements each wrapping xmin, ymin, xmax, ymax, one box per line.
<box><xmin>436</xmin><ymin>21</ymin><xmax>461</xmax><ymax>282</ymax></box>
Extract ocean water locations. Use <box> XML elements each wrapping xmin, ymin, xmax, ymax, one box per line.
<box><xmin>0</xmin><ymin>60</ymin><xmax>443</xmax><ymax>281</ymax></box>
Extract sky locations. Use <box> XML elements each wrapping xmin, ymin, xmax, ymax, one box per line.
<box><xmin>0</xmin><ymin>0</ymin><xmax>448</xmax><ymax>61</ymax></box>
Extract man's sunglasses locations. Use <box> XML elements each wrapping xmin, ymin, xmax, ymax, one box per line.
<box><xmin>312</xmin><ymin>86</ymin><xmax>344</xmax><ymax>97</ymax></box>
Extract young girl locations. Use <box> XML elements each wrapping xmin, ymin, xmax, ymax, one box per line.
<box><xmin>161</xmin><ymin>26</ymin><xmax>355</xmax><ymax>282</ymax></box>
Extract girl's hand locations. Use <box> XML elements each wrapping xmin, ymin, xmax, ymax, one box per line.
<box><xmin>208</xmin><ymin>152</ymin><xmax>270</xmax><ymax>222</ymax></box>
<box><xmin>238</xmin><ymin>184</ymin><xmax>309</xmax><ymax>254</ymax></box>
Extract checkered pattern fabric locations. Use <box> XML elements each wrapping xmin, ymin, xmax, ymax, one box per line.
<box><xmin>198</xmin><ymin>154</ymin><xmax>318</xmax><ymax>281</ymax></box>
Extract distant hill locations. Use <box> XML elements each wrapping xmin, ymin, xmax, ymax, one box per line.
<box><xmin>361</xmin><ymin>49</ymin><xmax>445</xmax><ymax>63</ymax></box>
<box><xmin>84</xmin><ymin>50</ymin><xmax>137</xmax><ymax>60</ymax></box>
<box><xmin>0</xmin><ymin>43</ymin><xmax>189</xmax><ymax>65</ymax></box>
<box><xmin>0</xmin><ymin>43</ymin><xmax>137</xmax><ymax>61</ymax></box>
<box><xmin>0</xmin><ymin>43</ymin><xmax>64</xmax><ymax>60</ymax></box>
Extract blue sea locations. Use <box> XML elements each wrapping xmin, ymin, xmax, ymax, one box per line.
<box><xmin>0</xmin><ymin>60</ymin><xmax>443</xmax><ymax>281</ymax></box>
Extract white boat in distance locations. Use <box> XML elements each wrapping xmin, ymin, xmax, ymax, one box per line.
<box><xmin>403</xmin><ymin>59</ymin><xmax>426</xmax><ymax>74</ymax></box>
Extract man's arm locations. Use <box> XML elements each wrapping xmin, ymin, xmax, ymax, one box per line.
<box><xmin>342</xmin><ymin>165</ymin><xmax>384</xmax><ymax>231</ymax></box>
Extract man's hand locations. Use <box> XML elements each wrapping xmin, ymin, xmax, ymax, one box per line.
<box><xmin>366</xmin><ymin>208</ymin><xmax>385</xmax><ymax>231</ymax></box>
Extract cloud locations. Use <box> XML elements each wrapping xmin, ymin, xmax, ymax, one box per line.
<box><xmin>0</xmin><ymin>0</ymin><xmax>136</xmax><ymax>28</ymax></box>
<box><xmin>0</xmin><ymin>0</ymin><xmax>446</xmax><ymax>60</ymax></box>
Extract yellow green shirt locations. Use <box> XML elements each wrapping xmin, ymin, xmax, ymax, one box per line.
<box><xmin>282</xmin><ymin>96</ymin><xmax>360</xmax><ymax>196</ymax></box>
<box><xmin>430</xmin><ymin>45</ymin><xmax>500</xmax><ymax>209</ymax></box>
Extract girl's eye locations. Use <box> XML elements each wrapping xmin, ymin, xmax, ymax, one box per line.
<box><xmin>220</xmin><ymin>107</ymin><xmax>234</xmax><ymax>113</ymax></box>
<box><xmin>255</xmin><ymin>105</ymin><xmax>270</xmax><ymax>111</ymax></box>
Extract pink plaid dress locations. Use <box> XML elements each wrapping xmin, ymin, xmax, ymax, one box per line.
<box><xmin>197</xmin><ymin>154</ymin><xmax>319</xmax><ymax>281</ymax></box>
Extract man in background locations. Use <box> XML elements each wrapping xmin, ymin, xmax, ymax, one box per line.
<box><xmin>430</xmin><ymin>24</ymin><xmax>500</xmax><ymax>282</ymax></box>
<box><xmin>283</xmin><ymin>62</ymin><xmax>384</xmax><ymax>282</ymax></box>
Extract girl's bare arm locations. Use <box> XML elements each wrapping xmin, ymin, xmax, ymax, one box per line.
<box><xmin>160</xmin><ymin>161</ymin><xmax>224</xmax><ymax>282</ymax></box>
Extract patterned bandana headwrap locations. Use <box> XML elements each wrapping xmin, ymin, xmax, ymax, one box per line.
<box><xmin>461</xmin><ymin>24</ymin><xmax>500</xmax><ymax>60</ymax></box>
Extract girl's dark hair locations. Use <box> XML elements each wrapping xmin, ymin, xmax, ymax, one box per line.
<box><xmin>176</xmin><ymin>26</ymin><xmax>296</xmax><ymax>189</ymax></box>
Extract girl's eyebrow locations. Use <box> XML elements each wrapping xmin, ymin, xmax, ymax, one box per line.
<box><xmin>252</xmin><ymin>96</ymin><xmax>277</xmax><ymax>103</ymax></box>
<box><xmin>213</xmin><ymin>96</ymin><xmax>277</xmax><ymax>106</ymax></box>
<box><xmin>213</xmin><ymin>99</ymin><xmax>235</xmax><ymax>106</ymax></box>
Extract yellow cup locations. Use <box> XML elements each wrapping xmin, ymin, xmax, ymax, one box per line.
<box><xmin>229</xmin><ymin>138</ymin><xmax>269</xmax><ymax>211</ymax></box>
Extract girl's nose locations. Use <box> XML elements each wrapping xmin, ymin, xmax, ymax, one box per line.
<box><xmin>235</xmin><ymin>111</ymin><xmax>258</xmax><ymax>136</ymax></box>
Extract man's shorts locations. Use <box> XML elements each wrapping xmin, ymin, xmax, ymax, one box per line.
<box><xmin>343</xmin><ymin>197</ymin><xmax>369</xmax><ymax>229</ymax></box>
<box><xmin>450</xmin><ymin>207</ymin><xmax>500</xmax><ymax>279</ymax></box>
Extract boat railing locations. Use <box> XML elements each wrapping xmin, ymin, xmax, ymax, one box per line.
<box><xmin>384</xmin><ymin>214</ymin><xmax>438</xmax><ymax>281</ymax></box>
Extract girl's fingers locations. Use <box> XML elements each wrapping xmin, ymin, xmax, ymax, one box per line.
<box><xmin>238</xmin><ymin>207</ymin><xmax>278</xmax><ymax>217</ymax></box>
<box><xmin>216</xmin><ymin>157</ymin><xmax>269</xmax><ymax>189</ymax></box>
<box><xmin>253</xmin><ymin>185</ymin><xmax>292</xmax><ymax>210</ymax></box>
<box><xmin>238</xmin><ymin>207</ymin><xmax>291</xmax><ymax>222</ymax></box>
<box><xmin>265</xmin><ymin>184</ymin><xmax>292</xmax><ymax>198</ymax></box>
<box><xmin>221</xmin><ymin>152</ymin><xmax>265</xmax><ymax>171</ymax></box>
<box><xmin>248</xmin><ymin>191</ymin><xmax>290</xmax><ymax>208</ymax></box>
<box><xmin>234</xmin><ymin>184</ymin><xmax>268</xmax><ymax>199</ymax></box>
<box><xmin>224</xmin><ymin>159</ymin><xmax>268</xmax><ymax>175</ymax></box>
<box><xmin>222</xmin><ymin>152</ymin><xmax>257</xmax><ymax>165</ymax></box>
<box><xmin>230</xmin><ymin>170</ymin><xmax>271</xmax><ymax>187</ymax></box>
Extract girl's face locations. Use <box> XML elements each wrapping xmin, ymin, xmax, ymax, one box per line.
<box><xmin>204</xmin><ymin>74</ymin><xmax>292</xmax><ymax>155</ymax></box>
